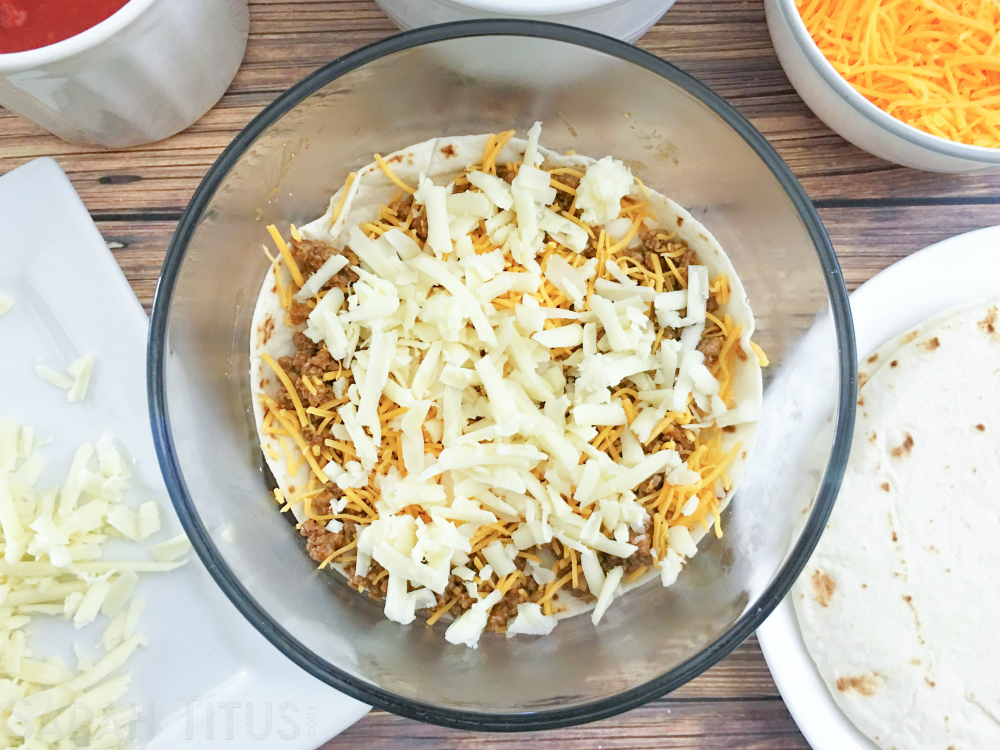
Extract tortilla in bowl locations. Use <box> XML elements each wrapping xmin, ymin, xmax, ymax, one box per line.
<box><xmin>250</xmin><ymin>124</ymin><xmax>764</xmax><ymax>646</ymax></box>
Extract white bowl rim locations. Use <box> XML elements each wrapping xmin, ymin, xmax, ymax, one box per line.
<box><xmin>438</xmin><ymin>0</ymin><xmax>637</xmax><ymax>14</ymax></box>
<box><xmin>770</xmin><ymin>0</ymin><xmax>1000</xmax><ymax>164</ymax></box>
<box><xmin>0</xmin><ymin>0</ymin><xmax>158</xmax><ymax>72</ymax></box>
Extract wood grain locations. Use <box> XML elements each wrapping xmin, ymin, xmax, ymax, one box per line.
<box><xmin>1</xmin><ymin>0</ymin><xmax>996</xmax><ymax>747</ymax></box>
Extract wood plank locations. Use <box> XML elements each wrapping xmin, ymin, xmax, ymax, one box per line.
<box><xmin>2</xmin><ymin>0</ymin><xmax>999</xmax><ymax>214</ymax></box>
<box><xmin>321</xmin><ymin>692</ymin><xmax>807</xmax><ymax>750</ymax></box>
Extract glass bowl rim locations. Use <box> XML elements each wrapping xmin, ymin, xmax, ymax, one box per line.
<box><xmin>147</xmin><ymin>18</ymin><xmax>857</xmax><ymax>732</ymax></box>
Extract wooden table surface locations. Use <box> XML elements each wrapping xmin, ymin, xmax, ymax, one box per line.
<box><xmin>2</xmin><ymin>1</ymin><xmax>997</xmax><ymax>747</ymax></box>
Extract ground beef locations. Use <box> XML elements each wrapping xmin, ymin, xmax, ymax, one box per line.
<box><xmin>486</xmin><ymin>584</ymin><xmax>527</xmax><ymax>632</ymax></box>
<box><xmin>291</xmin><ymin>239</ymin><xmax>335</xmax><ymax>276</ymax></box>
<box><xmin>697</xmin><ymin>335</ymin><xmax>724</xmax><ymax>368</ymax></box>
<box><xmin>639</xmin><ymin>472</ymin><xmax>664</xmax><ymax>496</ymax></box>
<box><xmin>274</xmin><ymin>335</ymin><xmax>338</xmax><ymax>417</ymax></box>
<box><xmin>551</xmin><ymin>174</ymin><xmax>579</xmax><ymax>213</ymax></box>
<box><xmin>495</xmin><ymin>164</ymin><xmax>515</xmax><ymax>184</ymax></box>
<box><xmin>286</xmin><ymin>302</ymin><xmax>312</xmax><ymax>326</ymax></box>
<box><xmin>411</xmin><ymin>211</ymin><xmax>428</xmax><ymax>242</ymax></box>
<box><xmin>596</xmin><ymin>519</ymin><xmax>655</xmax><ymax>577</ymax></box>
<box><xmin>625</xmin><ymin>521</ymin><xmax>655</xmax><ymax>575</ymax></box>
<box><xmin>431</xmin><ymin>576</ymin><xmax>476</xmax><ymax>613</ymax></box>
<box><xmin>290</xmin><ymin>238</ymin><xmax>358</xmax><ymax>292</ymax></box>
<box><xmin>635</xmin><ymin>226</ymin><xmax>699</xmax><ymax>279</ymax></box>
<box><xmin>668</xmin><ymin>424</ymin><xmax>696</xmax><ymax>455</ymax></box>
<box><xmin>673</xmin><ymin>246</ymin><xmax>698</xmax><ymax>271</ymax></box>
<box><xmin>453</xmin><ymin>180</ymin><xmax>473</xmax><ymax>194</ymax></box>
<box><xmin>298</xmin><ymin>492</ymin><xmax>345</xmax><ymax>563</ymax></box>
<box><xmin>388</xmin><ymin>195</ymin><xmax>413</xmax><ymax>219</ymax></box>
<box><xmin>348</xmin><ymin>562</ymin><xmax>390</xmax><ymax>601</ymax></box>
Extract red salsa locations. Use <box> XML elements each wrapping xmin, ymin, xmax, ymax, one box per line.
<box><xmin>0</xmin><ymin>0</ymin><xmax>130</xmax><ymax>54</ymax></box>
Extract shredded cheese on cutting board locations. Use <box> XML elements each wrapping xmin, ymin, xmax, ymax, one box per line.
<box><xmin>0</xmin><ymin>417</ymin><xmax>187</xmax><ymax>744</ymax></box>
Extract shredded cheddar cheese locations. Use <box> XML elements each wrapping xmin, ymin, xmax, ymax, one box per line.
<box><xmin>373</xmin><ymin>155</ymin><xmax>415</xmax><ymax>194</ymax></box>
<box><xmin>797</xmin><ymin>0</ymin><xmax>1000</xmax><ymax>148</ymax></box>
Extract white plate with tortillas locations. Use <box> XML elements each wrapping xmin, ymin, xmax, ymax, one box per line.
<box><xmin>757</xmin><ymin>224</ymin><xmax>1000</xmax><ymax>750</ymax></box>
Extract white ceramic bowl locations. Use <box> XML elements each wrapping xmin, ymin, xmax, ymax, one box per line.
<box><xmin>374</xmin><ymin>0</ymin><xmax>677</xmax><ymax>43</ymax></box>
<box><xmin>0</xmin><ymin>0</ymin><xmax>249</xmax><ymax>148</ymax></box>
<box><xmin>765</xmin><ymin>0</ymin><xmax>1000</xmax><ymax>173</ymax></box>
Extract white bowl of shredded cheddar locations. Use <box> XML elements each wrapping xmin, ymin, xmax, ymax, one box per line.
<box><xmin>766</xmin><ymin>0</ymin><xmax>1000</xmax><ymax>172</ymax></box>
<box><xmin>148</xmin><ymin>23</ymin><xmax>856</xmax><ymax>730</ymax></box>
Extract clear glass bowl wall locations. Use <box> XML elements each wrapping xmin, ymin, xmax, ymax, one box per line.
<box><xmin>148</xmin><ymin>23</ymin><xmax>855</xmax><ymax>731</ymax></box>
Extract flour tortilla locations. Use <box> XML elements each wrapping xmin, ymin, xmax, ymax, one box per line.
<box><xmin>857</xmin><ymin>301</ymin><xmax>981</xmax><ymax>389</ymax></box>
<box><xmin>794</xmin><ymin>300</ymin><xmax>1000</xmax><ymax>749</ymax></box>
<box><xmin>249</xmin><ymin>133</ymin><xmax>763</xmax><ymax>611</ymax></box>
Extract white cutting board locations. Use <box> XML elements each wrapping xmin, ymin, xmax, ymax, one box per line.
<box><xmin>0</xmin><ymin>157</ymin><xmax>370</xmax><ymax>748</ymax></box>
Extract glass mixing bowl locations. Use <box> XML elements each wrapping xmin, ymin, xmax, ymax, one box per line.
<box><xmin>148</xmin><ymin>20</ymin><xmax>856</xmax><ymax>731</ymax></box>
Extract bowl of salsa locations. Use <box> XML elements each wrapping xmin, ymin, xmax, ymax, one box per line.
<box><xmin>0</xmin><ymin>0</ymin><xmax>250</xmax><ymax>147</ymax></box>
<box><xmin>0</xmin><ymin>0</ymin><xmax>131</xmax><ymax>54</ymax></box>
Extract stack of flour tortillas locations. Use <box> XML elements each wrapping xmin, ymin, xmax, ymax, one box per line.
<box><xmin>794</xmin><ymin>300</ymin><xmax>1000</xmax><ymax>749</ymax></box>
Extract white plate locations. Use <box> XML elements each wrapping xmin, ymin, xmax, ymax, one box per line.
<box><xmin>0</xmin><ymin>158</ymin><xmax>370</xmax><ymax>749</ymax></box>
<box><xmin>756</xmin><ymin>224</ymin><xmax>1000</xmax><ymax>750</ymax></box>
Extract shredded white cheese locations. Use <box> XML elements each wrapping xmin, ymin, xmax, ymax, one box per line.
<box><xmin>272</xmin><ymin>122</ymin><xmax>754</xmax><ymax>647</ymax></box>
<box><xmin>0</xmin><ymin>418</ymin><xmax>186</xmax><ymax>746</ymax></box>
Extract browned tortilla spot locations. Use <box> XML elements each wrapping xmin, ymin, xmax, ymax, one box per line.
<box><xmin>858</xmin><ymin>397</ymin><xmax>865</xmax><ymax>406</ymax></box>
<box><xmin>979</xmin><ymin>306</ymin><xmax>998</xmax><ymax>335</ymax></box>
<box><xmin>977</xmin><ymin>423</ymin><xmax>986</xmax><ymax>431</ymax></box>
<box><xmin>388</xmin><ymin>153</ymin><xmax>403</xmax><ymax>164</ymax></box>
<box><xmin>922</xmin><ymin>336</ymin><xmax>940</xmax><ymax>350</ymax></box>
<box><xmin>261</xmin><ymin>315</ymin><xmax>274</xmax><ymax>345</ymax></box>
<box><xmin>837</xmin><ymin>674</ymin><xmax>878</xmax><ymax>697</ymax></box>
<box><xmin>441</xmin><ymin>145</ymin><xmax>456</xmax><ymax>157</ymax></box>
<box><xmin>890</xmin><ymin>433</ymin><xmax>914</xmax><ymax>458</ymax></box>
<box><xmin>811</xmin><ymin>569</ymin><xmax>835</xmax><ymax>607</ymax></box>
<box><xmin>676</xmin><ymin>217</ymin><xmax>684</xmax><ymax>227</ymax></box>
<box><xmin>867</xmin><ymin>353</ymin><xmax>879</xmax><ymax>363</ymax></box>
<box><xmin>900</xmin><ymin>330</ymin><xmax>919</xmax><ymax>345</ymax></box>
<box><xmin>869</xmin><ymin>431</ymin><xmax>877</xmax><ymax>443</ymax></box>
<box><xmin>881</xmin><ymin>482</ymin><xmax>890</xmax><ymax>492</ymax></box>
<box><xmin>890</xmin><ymin>359</ymin><xmax>899</xmax><ymax>368</ymax></box>
<box><xmin>858</xmin><ymin>372</ymin><xmax>869</xmax><ymax>388</ymax></box>
<box><xmin>925</xmin><ymin>677</ymin><xmax>936</xmax><ymax>688</ymax></box>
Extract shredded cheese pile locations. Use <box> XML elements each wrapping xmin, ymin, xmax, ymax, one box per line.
<box><xmin>0</xmin><ymin>416</ymin><xmax>189</xmax><ymax>745</ymax></box>
<box><xmin>261</xmin><ymin>123</ymin><xmax>760</xmax><ymax>648</ymax></box>
<box><xmin>797</xmin><ymin>0</ymin><xmax>1000</xmax><ymax>147</ymax></box>
<box><xmin>36</xmin><ymin>354</ymin><xmax>94</xmax><ymax>403</ymax></box>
